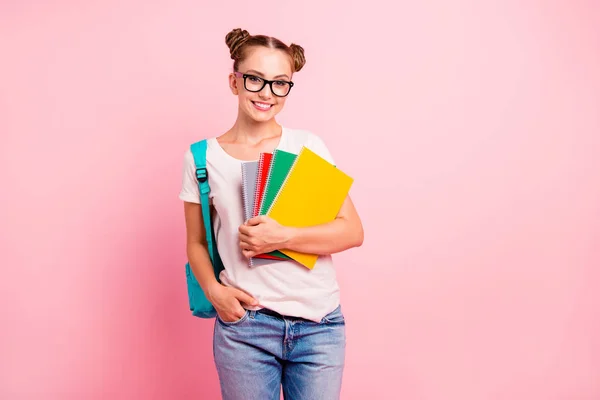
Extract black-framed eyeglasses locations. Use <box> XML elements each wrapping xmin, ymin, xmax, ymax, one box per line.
<box><xmin>233</xmin><ymin>71</ymin><xmax>294</xmax><ymax>97</ymax></box>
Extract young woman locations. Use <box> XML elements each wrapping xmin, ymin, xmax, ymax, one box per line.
<box><xmin>179</xmin><ymin>28</ymin><xmax>364</xmax><ymax>400</ymax></box>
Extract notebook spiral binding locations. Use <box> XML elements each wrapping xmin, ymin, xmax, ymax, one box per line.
<box><xmin>252</xmin><ymin>153</ymin><xmax>265</xmax><ymax>218</ymax></box>
<box><xmin>241</xmin><ymin>162</ymin><xmax>250</xmax><ymax>220</ymax></box>
<box><xmin>240</xmin><ymin>162</ymin><xmax>254</xmax><ymax>267</ymax></box>
<box><xmin>265</xmin><ymin>146</ymin><xmax>305</xmax><ymax>216</ymax></box>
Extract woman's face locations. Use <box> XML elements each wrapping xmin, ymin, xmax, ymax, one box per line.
<box><xmin>230</xmin><ymin>46</ymin><xmax>294</xmax><ymax>123</ymax></box>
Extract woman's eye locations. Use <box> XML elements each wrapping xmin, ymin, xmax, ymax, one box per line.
<box><xmin>249</xmin><ymin>76</ymin><xmax>262</xmax><ymax>82</ymax></box>
<box><xmin>274</xmin><ymin>81</ymin><xmax>287</xmax><ymax>87</ymax></box>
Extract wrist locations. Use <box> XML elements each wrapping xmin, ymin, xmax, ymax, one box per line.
<box><xmin>205</xmin><ymin>280</ymin><xmax>223</xmax><ymax>302</ymax></box>
<box><xmin>282</xmin><ymin>226</ymin><xmax>299</xmax><ymax>248</ymax></box>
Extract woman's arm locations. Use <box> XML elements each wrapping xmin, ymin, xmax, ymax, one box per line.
<box><xmin>239</xmin><ymin>195</ymin><xmax>363</xmax><ymax>258</ymax></box>
<box><xmin>184</xmin><ymin>202</ymin><xmax>221</xmax><ymax>293</ymax></box>
<box><xmin>184</xmin><ymin>202</ymin><xmax>257</xmax><ymax>321</ymax></box>
<box><xmin>284</xmin><ymin>195</ymin><xmax>363</xmax><ymax>255</ymax></box>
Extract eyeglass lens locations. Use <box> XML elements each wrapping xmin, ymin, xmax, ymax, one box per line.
<box><xmin>244</xmin><ymin>75</ymin><xmax>291</xmax><ymax>97</ymax></box>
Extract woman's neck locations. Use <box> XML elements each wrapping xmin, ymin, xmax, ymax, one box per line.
<box><xmin>226</xmin><ymin>116</ymin><xmax>282</xmax><ymax>145</ymax></box>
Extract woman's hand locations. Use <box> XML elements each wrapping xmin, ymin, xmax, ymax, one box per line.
<box><xmin>206</xmin><ymin>282</ymin><xmax>258</xmax><ymax>323</ymax></box>
<box><xmin>238</xmin><ymin>216</ymin><xmax>292</xmax><ymax>258</ymax></box>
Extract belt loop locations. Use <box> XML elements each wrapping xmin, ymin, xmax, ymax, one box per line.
<box><xmin>249</xmin><ymin>310</ymin><xmax>257</xmax><ymax>319</ymax></box>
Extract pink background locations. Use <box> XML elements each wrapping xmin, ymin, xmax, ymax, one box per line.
<box><xmin>1</xmin><ymin>1</ymin><xmax>599</xmax><ymax>399</ymax></box>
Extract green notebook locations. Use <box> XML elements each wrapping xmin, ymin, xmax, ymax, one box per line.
<box><xmin>258</xmin><ymin>149</ymin><xmax>297</xmax><ymax>260</ymax></box>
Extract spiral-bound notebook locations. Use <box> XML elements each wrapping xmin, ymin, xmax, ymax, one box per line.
<box><xmin>266</xmin><ymin>146</ymin><xmax>354</xmax><ymax>269</ymax></box>
<box><xmin>241</xmin><ymin>161</ymin><xmax>281</xmax><ymax>267</ymax></box>
<box><xmin>253</xmin><ymin>153</ymin><xmax>285</xmax><ymax>262</ymax></box>
<box><xmin>252</xmin><ymin>152</ymin><xmax>273</xmax><ymax>218</ymax></box>
<box><xmin>255</xmin><ymin>149</ymin><xmax>298</xmax><ymax>260</ymax></box>
<box><xmin>259</xmin><ymin>149</ymin><xmax>297</xmax><ymax>215</ymax></box>
<box><xmin>248</xmin><ymin>153</ymin><xmax>289</xmax><ymax>261</ymax></box>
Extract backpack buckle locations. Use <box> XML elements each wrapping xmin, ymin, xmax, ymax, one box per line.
<box><xmin>196</xmin><ymin>167</ymin><xmax>208</xmax><ymax>183</ymax></box>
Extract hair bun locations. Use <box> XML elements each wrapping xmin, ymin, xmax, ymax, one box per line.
<box><xmin>289</xmin><ymin>43</ymin><xmax>306</xmax><ymax>72</ymax></box>
<box><xmin>226</xmin><ymin>28</ymin><xmax>251</xmax><ymax>59</ymax></box>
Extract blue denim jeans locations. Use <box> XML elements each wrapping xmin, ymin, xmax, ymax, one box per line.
<box><xmin>213</xmin><ymin>305</ymin><xmax>346</xmax><ymax>400</ymax></box>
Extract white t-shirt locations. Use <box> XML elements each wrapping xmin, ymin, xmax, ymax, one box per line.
<box><xmin>179</xmin><ymin>127</ymin><xmax>341</xmax><ymax>323</ymax></box>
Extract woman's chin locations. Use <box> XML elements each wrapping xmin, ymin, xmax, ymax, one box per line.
<box><xmin>247</xmin><ymin>109</ymin><xmax>277</xmax><ymax>122</ymax></box>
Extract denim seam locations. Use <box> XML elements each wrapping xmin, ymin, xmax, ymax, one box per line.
<box><xmin>217</xmin><ymin>310</ymin><xmax>249</xmax><ymax>326</ymax></box>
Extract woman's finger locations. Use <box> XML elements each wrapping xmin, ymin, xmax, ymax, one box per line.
<box><xmin>241</xmin><ymin>249</ymin><xmax>255</xmax><ymax>258</ymax></box>
<box><xmin>239</xmin><ymin>232</ymin><xmax>251</xmax><ymax>242</ymax></box>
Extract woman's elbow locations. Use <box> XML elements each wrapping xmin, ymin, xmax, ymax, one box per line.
<box><xmin>352</xmin><ymin>223</ymin><xmax>364</xmax><ymax>248</ymax></box>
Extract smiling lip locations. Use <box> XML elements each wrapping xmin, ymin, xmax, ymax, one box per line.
<box><xmin>252</xmin><ymin>101</ymin><xmax>273</xmax><ymax>111</ymax></box>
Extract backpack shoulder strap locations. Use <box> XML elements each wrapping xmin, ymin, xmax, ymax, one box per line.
<box><xmin>189</xmin><ymin>139</ymin><xmax>216</xmax><ymax>263</ymax></box>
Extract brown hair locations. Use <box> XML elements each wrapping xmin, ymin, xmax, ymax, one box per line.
<box><xmin>225</xmin><ymin>28</ymin><xmax>306</xmax><ymax>73</ymax></box>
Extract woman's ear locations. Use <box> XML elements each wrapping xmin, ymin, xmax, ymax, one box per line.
<box><xmin>229</xmin><ymin>73</ymin><xmax>239</xmax><ymax>95</ymax></box>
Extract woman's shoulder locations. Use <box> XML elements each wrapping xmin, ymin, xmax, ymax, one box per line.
<box><xmin>182</xmin><ymin>135</ymin><xmax>220</xmax><ymax>158</ymax></box>
<box><xmin>181</xmin><ymin>139</ymin><xmax>211</xmax><ymax>171</ymax></box>
<box><xmin>283</xmin><ymin>126</ymin><xmax>334</xmax><ymax>164</ymax></box>
<box><xmin>284</xmin><ymin>126</ymin><xmax>324</xmax><ymax>145</ymax></box>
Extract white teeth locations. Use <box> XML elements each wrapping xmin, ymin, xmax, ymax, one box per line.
<box><xmin>254</xmin><ymin>102</ymin><xmax>271</xmax><ymax>109</ymax></box>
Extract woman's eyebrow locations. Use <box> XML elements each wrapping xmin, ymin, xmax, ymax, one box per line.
<box><xmin>246</xmin><ymin>69</ymin><xmax>290</xmax><ymax>80</ymax></box>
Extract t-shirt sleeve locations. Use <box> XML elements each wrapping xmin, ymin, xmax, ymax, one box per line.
<box><xmin>178</xmin><ymin>148</ymin><xmax>201</xmax><ymax>204</ymax></box>
<box><xmin>306</xmin><ymin>132</ymin><xmax>336</xmax><ymax>166</ymax></box>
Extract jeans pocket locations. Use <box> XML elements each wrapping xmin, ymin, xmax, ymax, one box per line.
<box><xmin>217</xmin><ymin>310</ymin><xmax>249</xmax><ymax>326</ymax></box>
<box><xmin>321</xmin><ymin>305</ymin><xmax>345</xmax><ymax>325</ymax></box>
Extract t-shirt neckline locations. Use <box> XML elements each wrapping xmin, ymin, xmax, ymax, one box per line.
<box><xmin>211</xmin><ymin>126</ymin><xmax>287</xmax><ymax>163</ymax></box>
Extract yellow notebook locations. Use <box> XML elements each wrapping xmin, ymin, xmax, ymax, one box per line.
<box><xmin>266</xmin><ymin>146</ymin><xmax>354</xmax><ymax>269</ymax></box>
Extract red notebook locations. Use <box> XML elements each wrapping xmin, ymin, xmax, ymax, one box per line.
<box><xmin>250</xmin><ymin>152</ymin><xmax>286</xmax><ymax>261</ymax></box>
<box><xmin>253</xmin><ymin>152</ymin><xmax>273</xmax><ymax>217</ymax></box>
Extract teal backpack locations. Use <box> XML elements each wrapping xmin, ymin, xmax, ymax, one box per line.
<box><xmin>185</xmin><ymin>139</ymin><xmax>225</xmax><ymax>318</ymax></box>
